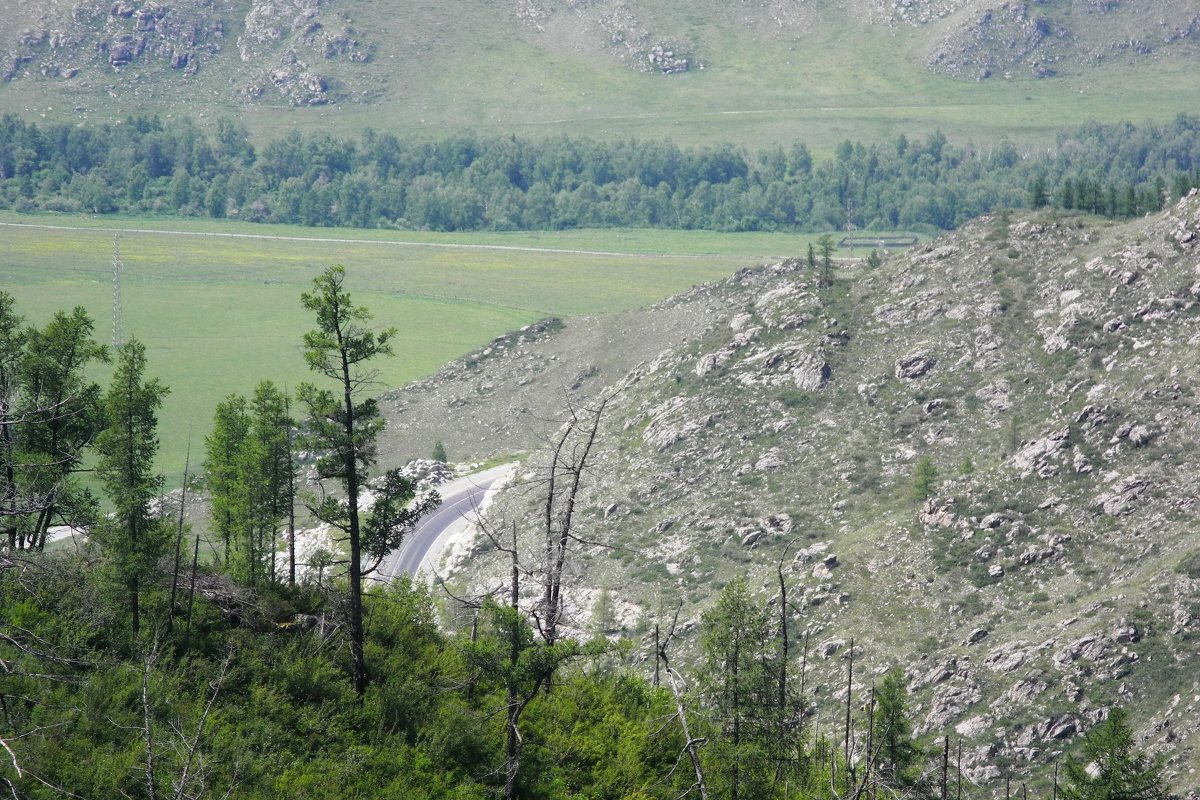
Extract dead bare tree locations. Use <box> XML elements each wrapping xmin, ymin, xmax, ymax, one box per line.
<box><xmin>532</xmin><ymin>391</ymin><xmax>613</xmax><ymax>649</ymax></box>
<box><xmin>654</xmin><ymin>601</ymin><xmax>709</xmax><ymax>800</ymax></box>
<box><xmin>136</xmin><ymin>642</ymin><xmax>235</xmax><ymax>800</ymax></box>
<box><xmin>433</xmin><ymin>388</ymin><xmax>616</xmax><ymax>800</ymax></box>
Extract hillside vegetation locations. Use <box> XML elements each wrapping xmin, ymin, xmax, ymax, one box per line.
<box><xmin>4</xmin><ymin>193</ymin><xmax>1195</xmax><ymax>795</ymax></box>
<box><xmin>1</xmin><ymin>0</ymin><xmax>1198</xmax><ymax>148</ymax></box>
<box><xmin>383</xmin><ymin>192</ymin><xmax>1200</xmax><ymax>791</ymax></box>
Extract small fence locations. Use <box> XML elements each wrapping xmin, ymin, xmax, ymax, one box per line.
<box><xmin>837</xmin><ymin>234</ymin><xmax>919</xmax><ymax>249</ymax></box>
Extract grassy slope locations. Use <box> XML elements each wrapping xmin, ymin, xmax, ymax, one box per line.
<box><xmin>3</xmin><ymin>0</ymin><xmax>1198</xmax><ymax>153</ymax></box>
<box><xmin>0</xmin><ymin>211</ymin><xmax>821</xmax><ymax>480</ymax></box>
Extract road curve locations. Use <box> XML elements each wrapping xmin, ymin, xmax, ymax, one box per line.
<box><xmin>375</xmin><ymin>464</ymin><xmax>515</xmax><ymax>582</ymax></box>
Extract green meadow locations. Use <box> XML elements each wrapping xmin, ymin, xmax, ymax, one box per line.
<box><xmin>0</xmin><ymin>212</ymin><xmax>822</xmax><ymax>481</ymax></box>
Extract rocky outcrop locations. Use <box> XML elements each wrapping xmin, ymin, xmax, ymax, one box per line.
<box><xmin>927</xmin><ymin>2</ymin><xmax>1066</xmax><ymax>80</ymax></box>
<box><xmin>895</xmin><ymin>349</ymin><xmax>936</xmax><ymax>379</ymax></box>
<box><xmin>4</xmin><ymin>0</ymin><xmax>224</xmax><ymax>82</ymax></box>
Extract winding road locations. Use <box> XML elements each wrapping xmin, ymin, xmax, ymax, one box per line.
<box><xmin>374</xmin><ymin>463</ymin><xmax>515</xmax><ymax>582</ymax></box>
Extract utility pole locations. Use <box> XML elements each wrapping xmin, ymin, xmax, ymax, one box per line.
<box><xmin>111</xmin><ymin>236</ymin><xmax>125</xmax><ymax>350</ymax></box>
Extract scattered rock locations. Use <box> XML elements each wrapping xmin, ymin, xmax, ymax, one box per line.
<box><xmin>1112</xmin><ymin>619</ymin><xmax>1140</xmax><ymax>644</ymax></box>
<box><xmin>975</xmin><ymin>380</ymin><xmax>1012</xmax><ymax>412</ymax></box>
<box><xmin>896</xmin><ymin>350</ymin><xmax>937</xmax><ymax>379</ymax></box>
<box><xmin>817</xmin><ymin>638</ymin><xmax>845</xmax><ymax>658</ymax></box>
<box><xmin>1096</xmin><ymin>475</ymin><xmax>1150</xmax><ymax>516</ymax></box>
<box><xmin>1008</xmin><ymin>429</ymin><xmax>1069</xmax><ymax>478</ymax></box>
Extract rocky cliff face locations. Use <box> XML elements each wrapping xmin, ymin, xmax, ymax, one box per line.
<box><xmin>387</xmin><ymin>193</ymin><xmax>1200</xmax><ymax>790</ymax></box>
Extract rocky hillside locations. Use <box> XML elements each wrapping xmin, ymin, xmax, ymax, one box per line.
<box><xmin>925</xmin><ymin>0</ymin><xmax>1200</xmax><ymax>80</ymax></box>
<box><xmin>1</xmin><ymin>0</ymin><xmax>371</xmax><ymax>105</ymax></box>
<box><xmin>385</xmin><ymin>193</ymin><xmax>1200</xmax><ymax>791</ymax></box>
<box><xmin>2</xmin><ymin>0</ymin><xmax>1197</xmax><ymax>139</ymax></box>
<box><xmin>6</xmin><ymin>0</ymin><xmax>1196</xmax><ymax>93</ymax></box>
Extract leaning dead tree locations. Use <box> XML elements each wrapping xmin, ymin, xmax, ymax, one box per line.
<box><xmin>435</xmin><ymin>389</ymin><xmax>616</xmax><ymax>800</ymax></box>
<box><xmin>655</xmin><ymin>600</ymin><xmax>710</xmax><ymax>800</ymax></box>
<box><xmin>533</xmin><ymin>390</ymin><xmax>612</xmax><ymax>648</ymax></box>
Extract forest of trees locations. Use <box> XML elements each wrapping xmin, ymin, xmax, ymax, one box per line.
<box><xmin>0</xmin><ymin>277</ymin><xmax>1175</xmax><ymax>798</ymax></box>
<box><xmin>1</xmin><ymin>114</ymin><xmax>1199</xmax><ymax>233</ymax></box>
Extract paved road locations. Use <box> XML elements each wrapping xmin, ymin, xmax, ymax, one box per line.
<box><xmin>375</xmin><ymin>464</ymin><xmax>515</xmax><ymax>582</ymax></box>
<box><xmin>0</xmin><ymin>221</ymin><xmax>708</xmax><ymax>259</ymax></box>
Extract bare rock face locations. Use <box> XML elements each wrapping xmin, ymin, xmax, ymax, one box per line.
<box><xmin>268</xmin><ymin>61</ymin><xmax>328</xmax><ymax>105</ymax></box>
<box><xmin>975</xmin><ymin>380</ymin><xmax>1011</xmax><ymax>412</ymax></box>
<box><xmin>1</xmin><ymin>0</ymin><xmax>373</xmax><ymax>99</ymax></box>
<box><xmin>922</xmin><ymin>497</ymin><xmax>957</xmax><ymax>528</ymax></box>
<box><xmin>236</xmin><ymin>0</ymin><xmax>371</xmax><ymax>103</ymax></box>
<box><xmin>642</xmin><ymin>397</ymin><xmax>720</xmax><ymax>453</ymax></box>
<box><xmin>791</xmin><ymin>351</ymin><xmax>831</xmax><ymax>390</ymax></box>
<box><xmin>1096</xmin><ymin>475</ymin><xmax>1150</xmax><ymax>515</ymax></box>
<box><xmin>3</xmin><ymin>0</ymin><xmax>223</xmax><ymax>82</ymax></box>
<box><xmin>926</xmin><ymin>1</ymin><xmax>1067</xmax><ymax>80</ymax></box>
<box><xmin>925</xmin><ymin>0</ymin><xmax>1200</xmax><ymax>83</ymax></box>
<box><xmin>107</xmin><ymin>33</ymin><xmax>143</xmax><ymax>66</ymax></box>
<box><xmin>922</xmin><ymin>682</ymin><xmax>983</xmax><ymax>732</ymax></box>
<box><xmin>895</xmin><ymin>350</ymin><xmax>937</xmax><ymax>379</ymax></box>
<box><xmin>1007</xmin><ymin>429</ymin><xmax>1070</xmax><ymax>478</ymax></box>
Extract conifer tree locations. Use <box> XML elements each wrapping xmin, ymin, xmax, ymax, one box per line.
<box><xmin>873</xmin><ymin>667</ymin><xmax>920</xmax><ymax>787</ymax></box>
<box><xmin>1062</xmin><ymin>708</ymin><xmax>1167</xmax><ymax>800</ymax></box>
<box><xmin>205</xmin><ymin>393</ymin><xmax>249</xmax><ymax>567</ymax></box>
<box><xmin>249</xmin><ymin>380</ymin><xmax>295</xmax><ymax>585</ymax></box>
<box><xmin>0</xmin><ymin>296</ymin><xmax>106</xmax><ymax>551</ymax></box>
<box><xmin>298</xmin><ymin>264</ymin><xmax>437</xmax><ymax>694</ymax></box>
<box><xmin>94</xmin><ymin>339</ymin><xmax>169</xmax><ymax>639</ymax></box>
<box><xmin>17</xmin><ymin>307</ymin><xmax>108</xmax><ymax>550</ymax></box>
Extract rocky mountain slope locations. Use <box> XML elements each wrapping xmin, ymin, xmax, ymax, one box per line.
<box><xmin>384</xmin><ymin>193</ymin><xmax>1200</xmax><ymax>791</ymax></box>
<box><xmin>2</xmin><ymin>0</ymin><xmax>1197</xmax><ymax>136</ymax></box>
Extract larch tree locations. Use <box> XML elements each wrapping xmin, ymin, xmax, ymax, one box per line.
<box><xmin>248</xmin><ymin>380</ymin><xmax>295</xmax><ymax>586</ymax></box>
<box><xmin>698</xmin><ymin>577</ymin><xmax>782</xmax><ymax>800</ymax></box>
<box><xmin>94</xmin><ymin>339</ymin><xmax>170</xmax><ymax>639</ymax></box>
<box><xmin>817</xmin><ymin>233</ymin><xmax>836</xmax><ymax>283</ymax></box>
<box><xmin>205</xmin><ymin>382</ymin><xmax>297</xmax><ymax>587</ymax></box>
<box><xmin>297</xmin><ymin>264</ymin><xmax>437</xmax><ymax>695</ymax></box>
<box><xmin>18</xmin><ymin>307</ymin><xmax>108</xmax><ymax>550</ymax></box>
<box><xmin>1062</xmin><ymin>708</ymin><xmax>1168</xmax><ymax>800</ymax></box>
<box><xmin>0</xmin><ymin>296</ymin><xmax>106</xmax><ymax>551</ymax></box>
<box><xmin>205</xmin><ymin>393</ymin><xmax>250</xmax><ymax>568</ymax></box>
<box><xmin>872</xmin><ymin>667</ymin><xmax>920</xmax><ymax>788</ymax></box>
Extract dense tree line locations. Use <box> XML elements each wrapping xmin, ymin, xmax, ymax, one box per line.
<box><xmin>0</xmin><ymin>554</ymin><xmax>1169</xmax><ymax>798</ymax></box>
<box><xmin>1</xmin><ymin>114</ymin><xmax>1198</xmax><ymax>233</ymax></box>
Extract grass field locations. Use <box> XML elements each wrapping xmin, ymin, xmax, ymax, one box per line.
<box><xmin>0</xmin><ymin>211</ymin><xmax>822</xmax><ymax>482</ymax></box>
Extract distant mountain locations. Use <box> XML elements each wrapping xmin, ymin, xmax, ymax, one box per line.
<box><xmin>382</xmin><ymin>193</ymin><xmax>1200</xmax><ymax>790</ymax></box>
<box><xmin>3</xmin><ymin>0</ymin><xmax>1198</xmax><ymax>145</ymax></box>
